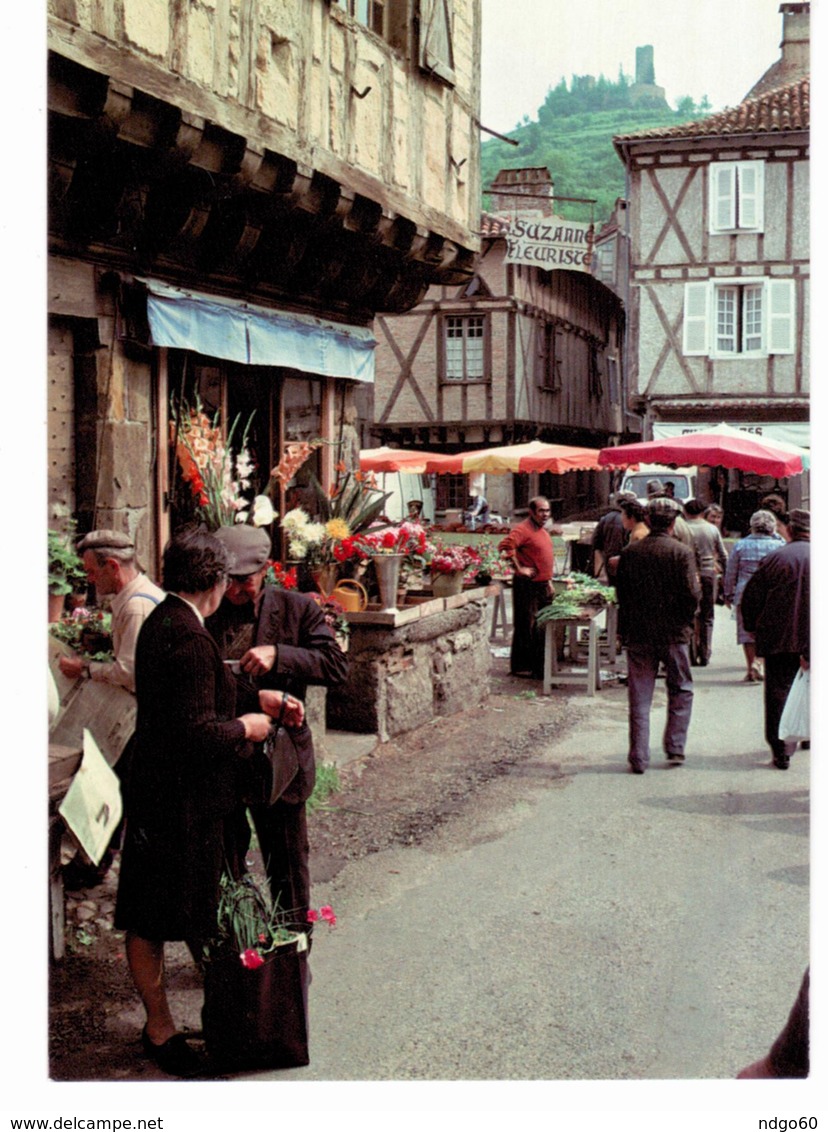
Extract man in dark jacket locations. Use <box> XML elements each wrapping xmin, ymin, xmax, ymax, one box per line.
<box><xmin>740</xmin><ymin>509</ymin><xmax>810</xmax><ymax>769</ymax></box>
<box><xmin>615</xmin><ymin>496</ymin><xmax>701</xmax><ymax>774</ymax></box>
<box><xmin>207</xmin><ymin>525</ymin><xmax>348</xmax><ymax>925</ymax></box>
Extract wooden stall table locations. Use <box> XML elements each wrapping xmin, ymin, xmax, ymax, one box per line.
<box><xmin>488</xmin><ymin>579</ymin><xmax>511</xmax><ymax>642</ymax></box>
<box><xmin>542</xmin><ymin>602</ymin><xmax>618</xmax><ymax>697</ymax></box>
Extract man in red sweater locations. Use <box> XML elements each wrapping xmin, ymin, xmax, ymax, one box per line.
<box><xmin>500</xmin><ymin>496</ymin><xmax>557</xmax><ymax>678</ymax></box>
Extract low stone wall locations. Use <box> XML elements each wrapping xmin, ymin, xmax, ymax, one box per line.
<box><xmin>326</xmin><ymin>588</ymin><xmax>492</xmax><ymax>741</ymax></box>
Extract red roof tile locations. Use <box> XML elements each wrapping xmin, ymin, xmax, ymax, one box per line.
<box><xmin>615</xmin><ymin>77</ymin><xmax>809</xmax><ymax>144</ymax></box>
<box><xmin>479</xmin><ymin>213</ymin><xmax>512</xmax><ymax>236</ymax></box>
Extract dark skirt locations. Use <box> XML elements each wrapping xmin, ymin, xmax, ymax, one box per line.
<box><xmin>114</xmin><ymin>811</ymin><xmax>226</xmax><ymax>943</ymax></box>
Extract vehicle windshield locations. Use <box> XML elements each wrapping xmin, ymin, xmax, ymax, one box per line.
<box><xmin>622</xmin><ymin>474</ymin><xmax>692</xmax><ymax>501</ymax></box>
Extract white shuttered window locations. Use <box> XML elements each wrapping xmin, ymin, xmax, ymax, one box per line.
<box><xmin>683</xmin><ymin>279</ymin><xmax>795</xmax><ymax>357</ymax></box>
<box><xmin>709</xmin><ymin>161</ymin><xmax>764</xmax><ymax>234</ymax></box>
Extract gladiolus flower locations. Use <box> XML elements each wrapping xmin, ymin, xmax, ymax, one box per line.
<box><xmin>240</xmin><ymin>948</ymin><xmax>265</xmax><ymax>969</ymax></box>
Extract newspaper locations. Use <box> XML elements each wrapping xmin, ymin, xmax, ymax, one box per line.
<box><xmin>48</xmin><ymin>636</ymin><xmax>136</xmax><ymax>767</ymax></box>
<box><xmin>58</xmin><ymin>729</ymin><xmax>123</xmax><ymax>865</ymax></box>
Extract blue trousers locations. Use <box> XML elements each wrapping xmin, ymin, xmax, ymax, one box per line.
<box><xmin>626</xmin><ymin>641</ymin><xmax>694</xmax><ymax>768</ymax></box>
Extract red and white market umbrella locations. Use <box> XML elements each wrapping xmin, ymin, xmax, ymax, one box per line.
<box><xmin>598</xmin><ymin>423</ymin><xmax>808</xmax><ymax>477</ymax></box>
<box><xmin>358</xmin><ymin>446</ymin><xmax>451</xmax><ymax>474</ymax></box>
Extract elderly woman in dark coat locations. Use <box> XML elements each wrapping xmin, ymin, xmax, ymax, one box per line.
<box><xmin>114</xmin><ymin>527</ymin><xmax>302</xmax><ymax>1077</ymax></box>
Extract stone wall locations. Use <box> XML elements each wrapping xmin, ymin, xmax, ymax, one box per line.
<box><xmin>327</xmin><ymin>593</ymin><xmax>491</xmax><ymax>741</ymax></box>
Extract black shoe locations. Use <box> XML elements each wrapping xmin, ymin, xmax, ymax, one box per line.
<box><xmin>628</xmin><ymin>762</ymin><xmax>646</xmax><ymax>775</ymax></box>
<box><xmin>800</xmin><ymin>741</ymin><xmax>810</xmax><ymax>750</ymax></box>
<box><xmin>773</xmin><ymin>756</ymin><xmax>790</xmax><ymax>770</ymax></box>
<box><xmin>141</xmin><ymin>1028</ymin><xmax>206</xmax><ymax>1078</ymax></box>
<box><xmin>667</xmin><ymin>752</ymin><xmax>685</xmax><ymax>765</ymax></box>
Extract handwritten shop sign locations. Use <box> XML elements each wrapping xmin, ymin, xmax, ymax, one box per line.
<box><xmin>504</xmin><ymin>214</ymin><xmax>594</xmax><ymax>272</ymax></box>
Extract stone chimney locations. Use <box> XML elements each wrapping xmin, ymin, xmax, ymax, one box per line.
<box><xmin>779</xmin><ymin>2</ymin><xmax>810</xmax><ymax>72</ymax></box>
<box><xmin>744</xmin><ymin>2</ymin><xmax>809</xmax><ymax>98</ymax></box>
<box><xmin>489</xmin><ymin>167</ymin><xmax>554</xmax><ymax>218</ymax></box>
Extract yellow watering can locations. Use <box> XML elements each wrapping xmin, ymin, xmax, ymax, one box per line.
<box><xmin>330</xmin><ymin>578</ymin><xmax>368</xmax><ymax>612</ymax></box>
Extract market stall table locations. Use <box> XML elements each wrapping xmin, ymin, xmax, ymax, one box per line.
<box><xmin>542</xmin><ymin>603</ymin><xmax>618</xmax><ymax>697</ymax></box>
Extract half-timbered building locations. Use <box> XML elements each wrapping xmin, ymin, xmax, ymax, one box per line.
<box><xmin>48</xmin><ymin>0</ymin><xmax>481</xmax><ymax>570</ymax></box>
<box><xmin>369</xmin><ymin>167</ymin><xmax>626</xmax><ymax>521</ymax></box>
<box><xmin>613</xmin><ymin>2</ymin><xmax>809</xmax><ymax>515</ymax></box>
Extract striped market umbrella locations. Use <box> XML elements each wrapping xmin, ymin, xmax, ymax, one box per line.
<box><xmin>435</xmin><ymin>440</ymin><xmax>604</xmax><ymax>475</ymax></box>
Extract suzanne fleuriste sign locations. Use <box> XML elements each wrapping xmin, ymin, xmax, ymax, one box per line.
<box><xmin>504</xmin><ymin>213</ymin><xmax>594</xmax><ymax>272</ymax></box>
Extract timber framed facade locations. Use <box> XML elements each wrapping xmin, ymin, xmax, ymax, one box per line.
<box><xmin>613</xmin><ymin>3</ymin><xmax>809</xmax><ymax>454</ymax></box>
<box><xmin>370</xmin><ymin>171</ymin><xmax>627</xmax><ymax>520</ymax></box>
<box><xmin>47</xmin><ymin>0</ymin><xmax>481</xmax><ymax>571</ymax></box>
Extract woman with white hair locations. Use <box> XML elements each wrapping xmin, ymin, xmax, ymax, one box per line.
<box><xmin>723</xmin><ymin>510</ymin><xmax>785</xmax><ymax>682</ymax></box>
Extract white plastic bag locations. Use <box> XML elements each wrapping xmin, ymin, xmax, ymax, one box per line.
<box><xmin>778</xmin><ymin>667</ymin><xmax>809</xmax><ymax>742</ymax></box>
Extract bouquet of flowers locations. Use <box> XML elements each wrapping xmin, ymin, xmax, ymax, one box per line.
<box><xmin>470</xmin><ymin>540</ymin><xmax>514</xmax><ymax>582</ymax></box>
<box><xmin>171</xmin><ymin>396</ymin><xmax>275</xmax><ymax>531</ymax></box>
<box><xmin>207</xmin><ymin>872</ymin><xmax>335</xmax><ymax>970</ymax></box>
<box><xmin>280</xmin><ymin>508</ymin><xmax>340</xmax><ymax>567</ymax></box>
<box><xmin>428</xmin><ymin>541</ymin><xmax>476</xmax><ymax>575</ymax></box>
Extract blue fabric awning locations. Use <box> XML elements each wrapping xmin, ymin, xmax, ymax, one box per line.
<box><xmin>143</xmin><ymin>279</ymin><xmax>375</xmax><ymax>383</ymax></box>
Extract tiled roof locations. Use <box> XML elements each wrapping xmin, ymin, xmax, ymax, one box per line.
<box><xmin>615</xmin><ymin>77</ymin><xmax>809</xmax><ymax>144</ymax></box>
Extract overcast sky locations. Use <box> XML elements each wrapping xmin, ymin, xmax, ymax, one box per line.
<box><xmin>480</xmin><ymin>0</ymin><xmax>789</xmax><ymax>134</ymax></box>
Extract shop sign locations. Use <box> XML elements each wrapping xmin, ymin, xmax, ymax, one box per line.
<box><xmin>504</xmin><ymin>213</ymin><xmax>594</xmax><ymax>272</ymax></box>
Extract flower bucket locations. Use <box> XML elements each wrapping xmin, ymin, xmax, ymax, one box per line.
<box><xmin>202</xmin><ymin>934</ymin><xmax>310</xmax><ymax>1070</ymax></box>
<box><xmin>49</xmin><ymin>592</ymin><xmax>66</xmax><ymax>623</ymax></box>
<box><xmin>371</xmin><ymin>553</ymin><xmax>404</xmax><ymax>612</ymax></box>
<box><xmin>432</xmin><ymin>570</ymin><xmax>464</xmax><ymax>598</ymax></box>
<box><xmin>331</xmin><ymin>579</ymin><xmax>368</xmax><ymax>612</ymax></box>
<box><xmin>311</xmin><ymin>565</ymin><xmax>339</xmax><ymax>598</ymax></box>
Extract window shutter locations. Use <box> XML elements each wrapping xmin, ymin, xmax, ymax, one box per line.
<box><xmin>683</xmin><ymin>282</ymin><xmax>709</xmax><ymax>355</ymax></box>
<box><xmin>767</xmin><ymin>279</ymin><xmax>795</xmax><ymax>354</ymax></box>
<box><xmin>709</xmin><ymin>164</ymin><xmax>736</xmax><ymax>233</ymax></box>
<box><xmin>419</xmin><ymin>0</ymin><xmax>455</xmax><ymax>84</ymax></box>
<box><xmin>737</xmin><ymin>161</ymin><xmax>764</xmax><ymax>232</ymax></box>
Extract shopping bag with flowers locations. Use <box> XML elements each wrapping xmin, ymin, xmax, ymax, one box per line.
<box><xmin>202</xmin><ymin>873</ymin><xmax>335</xmax><ymax>1070</ymax></box>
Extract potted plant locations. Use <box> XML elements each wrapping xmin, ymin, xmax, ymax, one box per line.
<box><xmin>48</xmin><ymin>526</ymin><xmax>86</xmax><ymax>622</ymax></box>
<box><xmin>428</xmin><ymin>541</ymin><xmax>475</xmax><ymax>597</ymax></box>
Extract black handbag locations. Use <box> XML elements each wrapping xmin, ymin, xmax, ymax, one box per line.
<box><xmin>240</xmin><ymin>725</ymin><xmax>300</xmax><ymax>807</ymax></box>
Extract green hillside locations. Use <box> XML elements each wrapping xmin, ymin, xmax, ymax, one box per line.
<box><xmin>481</xmin><ymin>74</ymin><xmax>710</xmax><ymax>223</ymax></box>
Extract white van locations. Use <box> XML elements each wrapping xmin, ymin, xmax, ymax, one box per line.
<box><xmin>619</xmin><ymin>464</ymin><xmax>697</xmax><ymax>505</ymax></box>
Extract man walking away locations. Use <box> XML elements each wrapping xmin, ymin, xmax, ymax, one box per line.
<box><xmin>684</xmin><ymin>498</ymin><xmax>728</xmax><ymax>665</ymax></box>
<box><xmin>740</xmin><ymin>509</ymin><xmax>810</xmax><ymax>769</ymax></box>
<box><xmin>615</xmin><ymin>497</ymin><xmax>701</xmax><ymax>774</ymax></box>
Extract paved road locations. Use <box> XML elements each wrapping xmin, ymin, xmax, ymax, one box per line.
<box><xmin>270</xmin><ymin>607</ymin><xmax>810</xmax><ymax>1082</ymax></box>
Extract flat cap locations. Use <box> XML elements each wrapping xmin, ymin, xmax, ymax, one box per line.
<box><xmin>645</xmin><ymin>479</ymin><xmax>664</xmax><ymax>496</ymax></box>
<box><xmin>77</xmin><ymin>529</ymin><xmax>134</xmax><ymax>553</ymax></box>
<box><xmin>647</xmin><ymin>496</ymin><xmax>681</xmax><ymax>518</ymax></box>
<box><xmin>789</xmin><ymin>508</ymin><xmax>810</xmax><ymax>534</ymax></box>
<box><xmin>214</xmin><ymin>525</ymin><xmax>271</xmax><ymax>575</ymax></box>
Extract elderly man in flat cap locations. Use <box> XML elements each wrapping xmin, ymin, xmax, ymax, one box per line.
<box><xmin>206</xmin><ymin>524</ymin><xmax>348</xmax><ymax>929</ymax></box>
<box><xmin>58</xmin><ymin>530</ymin><xmax>164</xmax><ymax>690</ymax></box>
<box><xmin>741</xmin><ymin>509</ymin><xmax>810</xmax><ymax>769</ymax></box>
<box><xmin>58</xmin><ymin>530</ymin><xmax>164</xmax><ymax>886</ymax></box>
<box><xmin>614</xmin><ymin>496</ymin><xmax>701</xmax><ymax>774</ymax></box>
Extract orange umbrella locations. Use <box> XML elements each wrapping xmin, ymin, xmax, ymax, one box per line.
<box><xmin>437</xmin><ymin>440</ymin><xmax>604</xmax><ymax>475</ymax></box>
<box><xmin>358</xmin><ymin>446</ymin><xmax>451</xmax><ymax>474</ymax></box>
